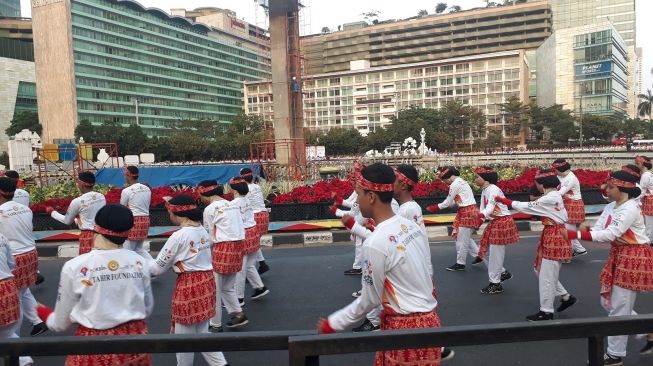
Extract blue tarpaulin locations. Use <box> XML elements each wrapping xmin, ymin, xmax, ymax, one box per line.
<box><xmin>95</xmin><ymin>164</ymin><xmax>262</xmax><ymax>187</ymax></box>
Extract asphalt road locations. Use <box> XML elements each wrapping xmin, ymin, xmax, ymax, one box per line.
<box><xmin>19</xmin><ymin>236</ymin><xmax>653</xmax><ymax>366</ymax></box>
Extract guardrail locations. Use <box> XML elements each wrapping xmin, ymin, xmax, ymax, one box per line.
<box><xmin>2</xmin><ymin>316</ymin><xmax>652</xmax><ymax>366</ymax></box>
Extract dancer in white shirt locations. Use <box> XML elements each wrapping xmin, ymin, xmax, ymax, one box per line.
<box><xmin>47</xmin><ymin>171</ymin><xmax>106</xmax><ymax>255</ymax></box>
<box><xmin>36</xmin><ymin>204</ymin><xmax>152</xmax><ymax>366</ymax></box>
<box><xmin>240</xmin><ymin>168</ymin><xmax>271</xmax><ymax>275</ymax></box>
<box><xmin>427</xmin><ymin>166</ymin><xmax>483</xmax><ymax>271</ymax></box>
<box><xmin>231</xmin><ymin>177</ymin><xmax>269</xmax><ymax>306</ymax></box>
<box><xmin>567</xmin><ymin>167</ymin><xmax>653</xmax><ymax>365</ymax></box>
<box><xmin>496</xmin><ymin>169</ymin><xmax>577</xmax><ymax>321</ymax></box>
<box><xmin>120</xmin><ymin>166</ymin><xmax>153</xmax><ymax>260</ymax></box>
<box><xmin>197</xmin><ymin>180</ymin><xmax>248</xmax><ymax>333</ymax></box>
<box><xmin>0</xmin><ymin>177</ymin><xmax>46</xmax><ymax>341</ymax></box>
<box><xmin>475</xmin><ymin>166</ymin><xmax>519</xmax><ymax>294</ymax></box>
<box><xmin>552</xmin><ymin>159</ymin><xmax>588</xmax><ymax>257</ymax></box>
<box><xmin>150</xmin><ymin>195</ymin><xmax>229</xmax><ymax>366</ymax></box>
<box><xmin>635</xmin><ymin>156</ymin><xmax>653</xmax><ymax>241</ymax></box>
<box><xmin>0</xmin><ymin>231</ymin><xmax>32</xmax><ymax>366</ymax></box>
<box><xmin>318</xmin><ymin>163</ymin><xmax>442</xmax><ymax>366</ymax></box>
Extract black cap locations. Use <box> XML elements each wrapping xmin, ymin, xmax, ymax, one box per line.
<box><xmin>95</xmin><ymin>204</ymin><xmax>134</xmax><ymax>236</ymax></box>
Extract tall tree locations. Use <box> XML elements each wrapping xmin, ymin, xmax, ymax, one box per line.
<box><xmin>622</xmin><ymin>118</ymin><xmax>646</xmax><ymax>142</ymax></box>
<box><xmin>498</xmin><ymin>96</ymin><xmax>529</xmax><ymax>146</ymax></box>
<box><xmin>581</xmin><ymin>115</ymin><xmax>618</xmax><ymax>142</ymax></box>
<box><xmin>435</xmin><ymin>3</ymin><xmax>448</xmax><ymax>13</ymax></box>
<box><xmin>5</xmin><ymin>111</ymin><xmax>42</xmax><ymax>137</ymax></box>
<box><xmin>544</xmin><ymin>105</ymin><xmax>577</xmax><ymax>144</ymax></box>
<box><xmin>417</xmin><ymin>9</ymin><xmax>428</xmax><ymax>17</ymax></box>
<box><xmin>320</xmin><ymin>26</ymin><xmax>330</xmax><ymax>34</ymax></box>
<box><xmin>320</xmin><ymin>128</ymin><xmax>366</xmax><ymax>155</ymax></box>
<box><xmin>638</xmin><ymin>89</ymin><xmax>653</xmax><ymax>121</ymax></box>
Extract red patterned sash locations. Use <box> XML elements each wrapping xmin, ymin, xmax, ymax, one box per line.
<box><xmin>12</xmin><ymin>249</ymin><xmax>38</xmax><ymax>289</ymax></box>
<box><xmin>599</xmin><ymin>243</ymin><xmax>653</xmax><ymax>303</ymax></box>
<box><xmin>79</xmin><ymin>230</ymin><xmax>94</xmax><ymax>255</ymax></box>
<box><xmin>374</xmin><ymin>309</ymin><xmax>442</xmax><ymax>366</ymax></box>
<box><xmin>128</xmin><ymin>216</ymin><xmax>150</xmax><ymax>241</ymax></box>
<box><xmin>534</xmin><ymin>223</ymin><xmax>571</xmax><ymax>271</ymax></box>
<box><xmin>171</xmin><ymin>271</ymin><xmax>216</xmax><ymax>326</ymax></box>
<box><xmin>479</xmin><ymin>215</ymin><xmax>519</xmax><ymax>258</ymax></box>
<box><xmin>67</xmin><ymin>320</ymin><xmax>151</xmax><ymax>366</ymax></box>
<box><xmin>0</xmin><ymin>277</ymin><xmax>19</xmax><ymax>327</ymax></box>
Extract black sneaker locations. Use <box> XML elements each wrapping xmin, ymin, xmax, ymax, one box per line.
<box><xmin>238</xmin><ymin>298</ymin><xmax>245</xmax><ymax>307</ymax></box>
<box><xmin>35</xmin><ymin>273</ymin><xmax>45</xmax><ymax>285</ymax></box>
<box><xmin>500</xmin><ymin>271</ymin><xmax>513</xmax><ymax>282</ymax></box>
<box><xmin>30</xmin><ymin>322</ymin><xmax>48</xmax><ymax>336</ymax></box>
<box><xmin>446</xmin><ymin>263</ymin><xmax>465</xmax><ymax>271</ymax></box>
<box><xmin>226</xmin><ymin>312</ymin><xmax>249</xmax><ymax>328</ymax></box>
<box><xmin>352</xmin><ymin>318</ymin><xmax>379</xmax><ymax>332</ymax></box>
<box><xmin>603</xmin><ymin>353</ymin><xmax>623</xmax><ymax>366</ymax></box>
<box><xmin>208</xmin><ymin>323</ymin><xmax>223</xmax><ymax>333</ymax></box>
<box><xmin>525</xmin><ymin>311</ymin><xmax>553</xmax><ymax>321</ymax></box>
<box><xmin>258</xmin><ymin>261</ymin><xmax>270</xmax><ymax>275</ymax></box>
<box><xmin>480</xmin><ymin>283</ymin><xmax>503</xmax><ymax>294</ymax></box>
<box><xmin>251</xmin><ymin>287</ymin><xmax>270</xmax><ymax>300</ymax></box>
<box><xmin>344</xmin><ymin>268</ymin><xmax>362</xmax><ymax>275</ymax></box>
<box><xmin>573</xmin><ymin>250</ymin><xmax>588</xmax><ymax>257</ymax></box>
<box><xmin>556</xmin><ymin>295</ymin><xmax>577</xmax><ymax>313</ymax></box>
<box><xmin>641</xmin><ymin>340</ymin><xmax>653</xmax><ymax>355</ymax></box>
<box><xmin>441</xmin><ymin>347</ymin><xmax>455</xmax><ymax>361</ymax></box>
<box><xmin>472</xmin><ymin>256</ymin><xmax>484</xmax><ymax>265</ymax></box>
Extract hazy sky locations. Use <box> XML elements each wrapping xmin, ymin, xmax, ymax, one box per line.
<box><xmin>20</xmin><ymin>0</ymin><xmax>653</xmax><ymax>90</ymax></box>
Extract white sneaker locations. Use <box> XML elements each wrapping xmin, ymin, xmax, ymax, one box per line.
<box><xmin>352</xmin><ymin>290</ymin><xmax>361</xmax><ymax>298</ymax></box>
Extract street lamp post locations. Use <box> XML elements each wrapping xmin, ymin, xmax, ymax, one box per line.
<box><xmin>131</xmin><ymin>98</ymin><xmax>140</xmax><ymax>125</ymax></box>
<box><xmin>579</xmin><ymin>94</ymin><xmax>583</xmax><ymax>148</ymax></box>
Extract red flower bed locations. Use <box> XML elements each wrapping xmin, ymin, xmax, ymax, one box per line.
<box><xmin>272</xmin><ymin>179</ymin><xmax>354</xmax><ymax>204</ymax></box>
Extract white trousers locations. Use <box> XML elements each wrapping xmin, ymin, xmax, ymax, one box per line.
<box><xmin>536</xmin><ymin>259</ymin><xmax>568</xmax><ymax>313</ymax></box>
<box><xmin>601</xmin><ymin>285</ymin><xmax>638</xmax><ymax>357</ymax></box>
<box><xmin>123</xmin><ymin>240</ymin><xmax>154</xmax><ymax>261</ymax></box>
<box><xmin>488</xmin><ymin>245</ymin><xmax>506</xmax><ymax>284</ymax></box>
<box><xmin>174</xmin><ymin>320</ymin><xmax>228</xmax><ymax>366</ymax></box>
<box><xmin>254</xmin><ymin>249</ymin><xmax>265</xmax><ymax>262</ymax></box>
<box><xmin>644</xmin><ymin>216</ymin><xmax>653</xmax><ymax>243</ymax></box>
<box><xmin>565</xmin><ymin>223</ymin><xmax>586</xmax><ymax>253</ymax></box>
<box><xmin>352</xmin><ymin>236</ymin><xmax>364</xmax><ymax>269</ymax></box>
<box><xmin>0</xmin><ymin>309</ymin><xmax>33</xmax><ymax>366</ymax></box>
<box><xmin>236</xmin><ymin>253</ymin><xmax>264</xmax><ymax>299</ymax></box>
<box><xmin>367</xmin><ymin>306</ymin><xmax>382</xmax><ymax>327</ymax></box>
<box><xmin>20</xmin><ymin>288</ymin><xmax>39</xmax><ymax>326</ymax></box>
<box><xmin>456</xmin><ymin>227</ymin><xmax>479</xmax><ymax>265</ymax></box>
<box><xmin>211</xmin><ymin>272</ymin><xmax>241</xmax><ymax>327</ymax></box>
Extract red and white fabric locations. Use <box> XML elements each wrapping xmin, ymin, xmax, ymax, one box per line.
<box><xmin>242</xmin><ymin>227</ymin><xmax>259</xmax><ymax>255</ymax></box>
<box><xmin>212</xmin><ymin>241</ymin><xmax>244</xmax><ymax>274</ymax></box>
<box><xmin>254</xmin><ymin>211</ymin><xmax>270</xmax><ymax>235</ymax></box>
<box><xmin>599</xmin><ymin>243</ymin><xmax>653</xmax><ymax>303</ymax></box>
<box><xmin>12</xmin><ymin>249</ymin><xmax>38</xmax><ymax>289</ymax></box>
<box><xmin>78</xmin><ymin>230</ymin><xmax>94</xmax><ymax>255</ymax></box>
<box><xmin>563</xmin><ymin>198</ymin><xmax>585</xmax><ymax>224</ymax></box>
<box><xmin>203</xmin><ymin>200</ymin><xmax>245</xmax><ymax>243</ymax></box>
<box><xmin>120</xmin><ymin>183</ymin><xmax>151</xmax><ymax>217</ymax></box>
<box><xmin>557</xmin><ymin>171</ymin><xmax>582</xmax><ymax>200</ymax></box>
<box><xmin>128</xmin><ymin>216</ymin><xmax>150</xmax><ymax>241</ymax></box>
<box><xmin>437</xmin><ymin>177</ymin><xmax>476</xmax><ymax>211</ymax></box>
<box><xmin>373</xmin><ymin>310</ymin><xmax>442</xmax><ymax>366</ymax></box>
<box><xmin>67</xmin><ymin>320</ymin><xmax>151</xmax><ymax>366</ymax></box>
<box><xmin>0</xmin><ymin>278</ymin><xmax>19</xmax><ymax>327</ymax></box>
<box><xmin>639</xmin><ymin>171</ymin><xmax>653</xmax><ymax>216</ymax></box>
<box><xmin>452</xmin><ymin>205</ymin><xmax>480</xmax><ymax>240</ymax></box>
<box><xmin>51</xmin><ymin>191</ymin><xmax>106</xmax><ymax>231</ymax></box>
<box><xmin>171</xmin><ymin>271</ymin><xmax>216</xmax><ymax>326</ymax></box>
<box><xmin>478</xmin><ymin>215</ymin><xmax>519</xmax><ymax>259</ymax></box>
<box><xmin>150</xmin><ymin>226</ymin><xmax>213</xmax><ymax>276</ymax></box>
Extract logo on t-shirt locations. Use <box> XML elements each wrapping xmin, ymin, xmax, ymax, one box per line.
<box><xmin>107</xmin><ymin>260</ymin><xmax>120</xmax><ymax>271</ymax></box>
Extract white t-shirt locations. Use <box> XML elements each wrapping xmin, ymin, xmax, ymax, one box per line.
<box><xmin>638</xmin><ymin>171</ymin><xmax>653</xmax><ymax>202</ymax></box>
<box><xmin>0</xmin><ymin>234</ymin><xmax>15</xmax><ymax>281</ymax></box>
<box><xmin>589</xmin><ymin>199</ymin><xmax>650</xmax><ymax>244</ymax></box>
<box><xmin>328</xmin><ymin>215</ymin><xmax>437</xmax><ymax>331</ymax></box>
<box><xmin>511</xmin><ymin>190</ymin><xmax>568</xmax><ymax>224</ymax></box>
<box><xmin>46</xmin><ymin>249</ymin><xmax>153</xmax><ymax>331</ymax></box>
<box><xmin>150</xmin><ymin>226</ymin><xmax>213</xmax><ymax>276</ymax></box>
<box><xmin>51</xmin><ymin>191</ymin><xmax>106</xmax><ymax>230</ymax></box>
<box><xmin>12</xmin><ymin>189</ymin><xmax>29</xmax><ymax>207</ymax></box>
<box><xmin>0</xmin><ymin>201</ymin><xmax>36</xmax><ymax>255</ymax></box>
<box><xmin>246</xmin><ymin>184</ymin><xmax>267</xmax><ymax>213</ymax></box>
<box><xmin>480</xmin><ymin>184</ymin><xmax>511</xmax><ymax>219</ymax></box>
<box><xmin>203</xmin><ymin>199</ymin><xmax>245</xmax><ymax>243</ymax></box>
<box><xmin>558</xmin><ymin>171</ymin><xmax>582</xmax><ymax>200</ymax></box>
<box><xmin>232</xmin><ymin>196</ymin><xmax>256</xmax><ymax>229</ymax></box>
<box><xmin>438</xmin><ymin>177</ymin><xmax>476</xmax><ymax>209</ymax></box>
<box><xmin>120</xmin><ymin>183</ymin><xmax>151</xmax><ymax>217</ymax></box>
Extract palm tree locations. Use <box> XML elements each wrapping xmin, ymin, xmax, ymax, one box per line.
<box><xmin>638</xmin><ymin>89</ymin><xmax>653</xmax><ymax>121</ymax></box>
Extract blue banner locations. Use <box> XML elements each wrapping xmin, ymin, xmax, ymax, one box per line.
<box><xmin>95</xmin><ymin>164</ymin><xmax>262</xmax><ymax>187</ymax></box>
<box><xmin>575</xmin><ymin>62</ymin><xmax>611</xmax><ymax>76</ymax></box>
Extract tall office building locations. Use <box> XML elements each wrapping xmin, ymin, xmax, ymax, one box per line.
<box><xmin>31</xmin><ymin>0</ymin><xmax>271</xmax><ymax>143</ymax></box>
<box><xmin>0</xmin><ymin>0</ymin><xmax>20</xmax><ymax>18</ymax></box>
<box><xmin>300</xmin><ymin>1</ymin><xmax>551</xmax><ymax>75</ymax></box>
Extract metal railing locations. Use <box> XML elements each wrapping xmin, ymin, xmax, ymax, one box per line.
<box><xmin>287</xmin><ymin>315</ymin><xmax>653</xmax><ymax>366</ymax></box>
<box><xmin>1</xmin><ymin>316</ymin><xmax>652</xmax><ymax>366</ymax></box>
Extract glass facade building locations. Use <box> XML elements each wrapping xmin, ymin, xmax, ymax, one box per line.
<box><xmin>573</xmin><ymin>29</ymin><xmax>629</xmax><ymax>117</ymax></box>
<box><xmin>0</xmin><ymin>0</ymin><xmax>20</xmax><ymax>18</ymax></box>
<box><xmin>13</xmin><ymin>81</ymin><xmax>38</xmax><ymax>115</ymax></box>
<box><xmin>35</xmin><ymin>0</ymin><xmax>271</xmax><ymax>137</ymax></box>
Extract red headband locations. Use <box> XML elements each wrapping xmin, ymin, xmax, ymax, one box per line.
<box><xmin>123</xmin><ymin>167</ymin><xmax>138</xmax><ymax>178</ymax></box>
<box><xmin>394</xmin><ymin>169</ymin><xmax>416</xmax><ymax>187</ymax></box>
<box><xmin>621</xmin><ymin>166</ymin><xmax>641</xmax><ymax>178</ymax></box>
<box><xmin>636</xmin><ymin>155</ymin><xmax>650</xmax><ymax>164</ymax></box>
<box><xmin>77</xmin><ymin>179</ymin><xmax>94</xmax><ymax>188</ymax></box>
<box><xmin>438</xmin><ymin>168</ymin><xmax>450</xmax><ymax>180</ymax></box>
<box><xmin>535</xmin><ymin>170</ymin><xmax>557</xmax><ymax>179</ymax></box>
<box><xmin>165</xmin><ymin>201</ymin><xmax>197</xmax><ymax>213</ymax></box>
<box><xmin>474</xmin><ymin>167</ymin><xmax>496</xmax><ymax>175</ymax></box>
<box><xmin>94</xmin><ymin>225</ymin><xmax>130</xmax><ymax>238</ymax></box>
<box><xmin>0</xmin><ymin>189</ymin><xmax>12</xmax><ymax>197</ymax></box>
<box><xmin>607</xmin><ymin>177</ymin><xmax>636</xmax><ymax>188</ymax></box>
<box><xmin>551</xmin><ymin>161</ymin><xmax>568</xmax><ymax>169</ymax></box>
<box><xmin>196</xmin><ymin>185</ymin><xmax>219</xmax><ymax>194</ymax></box>
<box><xmin>229</xmin><ymin>177</ymin><xmax>246</xmax><ymax>185</ymax></box>
<box><xmin>357</xmin><ymin>173</ymin><xmax>394</xmax><ymax>192</ymax></box>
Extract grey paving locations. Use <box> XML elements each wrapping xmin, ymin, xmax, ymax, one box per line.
<box><xmin>21</xmin><ymin>236</ymin><xmax>653</xmax><ymax>365</ymax></box>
